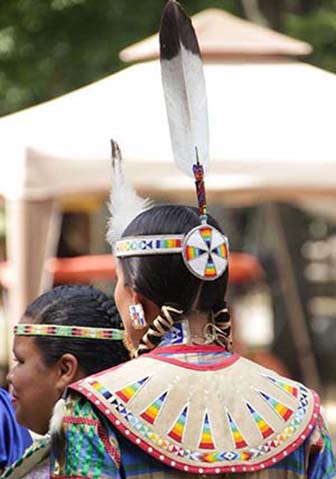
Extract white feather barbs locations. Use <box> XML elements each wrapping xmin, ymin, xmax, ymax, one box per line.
<box><xmin>106</xmin><ymin>140</ymin><xmax>152</xmax><ymax>247</ymax></box>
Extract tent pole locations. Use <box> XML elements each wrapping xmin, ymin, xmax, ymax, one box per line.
<box><xmin>5</xmin><ymin>198</ymin><xmax>61</xmax><ymax>365</ymax></box>
<box><xmin>265</xmin><ymin>203</ymin><xmax>320</xmax><ymax>390</ymax></box>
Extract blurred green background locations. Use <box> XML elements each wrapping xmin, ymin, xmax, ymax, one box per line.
<box><xmin>1</xmin><ymin>0</ymin><xmax>336</xmax><ymax>117</ymax></box>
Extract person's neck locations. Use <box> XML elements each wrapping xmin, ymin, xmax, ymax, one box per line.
<box><xmin>184</xmin><ymin>311</ymin><xmax>210</xmax><ymax>341</ymax></box>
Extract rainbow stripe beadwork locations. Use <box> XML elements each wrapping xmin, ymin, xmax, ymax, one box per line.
<box><xmin>246</xmin><ymin>403</ymin><xmax>274</xmax><ymax>439</ymax></box>
<box><xmin>226</xmin><ymin>411</ymin><xmax>248</xmax><ymax>449</ymax></box>
<box><xmin>115</xmin><ymin>377</ymin><xmax>149</xmax><ymax>404</ymax></box>
<box><xmin>115</xmin><ymin>236</ymin><xmax>183</xmax><ymax>257</ymax></box>
<box><xmin>168</xmin><ymin>405</ymin><xmax>188</xmax><ymax>443</ymax></box>
<box><xmin>140</xmin><ymin>391</ymin><xmax>168</xmax><ymax>425</ymax></box>
<box><xmin>198</xmin><ymin>412</ymin><xmax>216</xmax><ymax>449</ymax></box>
<box><xmin>14</xmin><ymin>324</ymin><xmax>124</xmax><ymax>340</ymax></box>
<box><xmin>266</xmin><ymin>375</ymin><xmax>299</xmax><ymax>398</ymax></box>
<box><xmin>199</xmin><ymin>226</ymin><xmax>212</xmax><ymax>247</ymax></box>
<box><xmin>258</xmin><ymin>390</ymin><xmax>293</xmax><ymax>422</ymax></box>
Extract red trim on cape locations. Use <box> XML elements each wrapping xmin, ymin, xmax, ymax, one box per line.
<box><xmin>146</xmin><ymin>344</ymin><xmax>240</xmax><ymax>370</ymax></box>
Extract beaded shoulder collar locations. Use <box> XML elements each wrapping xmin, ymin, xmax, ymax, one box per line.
<box><xmin>71</xmin><ymin>351</ymin><xmax>319</xmax><ymax>475</ymax></box>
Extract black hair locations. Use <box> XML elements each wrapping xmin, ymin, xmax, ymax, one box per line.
<box><xmin>24</xmin><ymin>284</ymin><xmax>129</xmax><ymax>374</ymax></box>
<box><xmin>120</xmin><ymin>205</ymin><xmax>229</xmax><ymax>313</ymax></box>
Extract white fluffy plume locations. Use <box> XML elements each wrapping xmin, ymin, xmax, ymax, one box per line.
<box><xmin>49</xmin><ymin>398</ymin><xmax>65</xmax><ymax>436</ymax></box>
<box><xmin>106</xmin><ymin>140</ymin><xmax>152</xmax><ymax>246</ymax></box>
<box><xmin>160</xmin><ymin>0</ymin><xmax>209</xmax><ymax>177</ymax></box>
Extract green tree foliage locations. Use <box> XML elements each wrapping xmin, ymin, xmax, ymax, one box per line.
<box><xmin>284</xmin><ymin>2</ymin><xmax>336</xmax><ymax>74</ymax></box>
<box><xmin>0</xmin><ymin>0</ymin><xmax>335</xmax><ymax>117</ymax></box>
<box><xmin>0</xmin><ymin>0</ymin><xmax>239</xmax><ymax>116</ymax></box>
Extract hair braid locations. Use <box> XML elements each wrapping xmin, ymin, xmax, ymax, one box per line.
<box><xmin>211</xmin><ymin>300</ymin><xmax>233</xmax><ymax>352</ymax></box>
<box><xmin>89</xmin><ymin>287</ymin><xmax>122</xmax><ymax>329</ymax></box>
<box><xmin>25</xmin><ymin>284</ymin><xmax>129</xmax><ymax>374</ymax></box>
<box><xmin>136</xmin><ymin>306</ymin><xmax>183</xmax><ymax>356</ymax></box>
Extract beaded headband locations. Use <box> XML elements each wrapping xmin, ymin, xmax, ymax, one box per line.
<box><xmin>14</xmin><ymin>324</ymin><xmax>124</xmax><ymax>340</ymax></box>
<box><xmin>116</xmin><ymin>225</ymin><xmax>229</xmax><ymax>281</ymax></box>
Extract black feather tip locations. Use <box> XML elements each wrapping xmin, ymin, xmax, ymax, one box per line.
<box><xmin>159</xmin><ymin>0</ymin><xmax>201</xmax><ymax>61</ymax></box>
<box><xmin>110</xmin><ymin>138</ymin><xmax>122</xmax><ymax>170</ymax></box>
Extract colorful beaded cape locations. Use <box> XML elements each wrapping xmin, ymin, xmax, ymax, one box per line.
<box><xmin>70</xmin><ymin>347</ymin><xmax>320</xmax><ymax>475</ymax></box>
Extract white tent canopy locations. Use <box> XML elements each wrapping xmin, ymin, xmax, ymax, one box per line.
<box><xmin>1</xmin><ymin>59</ymin><xmax>336</xmax><ymax>201</ymax></box>
<box><xmin>1</xmin><ymin>57</ymin><xmax>336</xmax><ymax>330</ymax></box>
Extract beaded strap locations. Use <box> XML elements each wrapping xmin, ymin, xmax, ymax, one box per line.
<box><xmin>211</xmin><ymin>301</ymin><xmax>233</xmax><ymax>352</ymax></box>
<box><xmin>193</xmin><ymin>156</ymin><xmax>207</xmax><ymax>223</ymax></box>
<box><xmin>14</xmin><ymin>324</ymin><xmax>124</xmax><ymax>340</ymax></box>
<box><xmin>115</xmin><ymin>235</ymin><xmax>183</xmax><ymax>257</ymax></box>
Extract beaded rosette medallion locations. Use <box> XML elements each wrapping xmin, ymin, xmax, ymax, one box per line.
<box><xmin>71</xmin><ymin>350</ymin><xmax>319</xmax><ymax>474</ymax></box>
<box><xmin>115</xmin><ymin>224</ymin><xmax>229</xmax><ymax>281</ymax></box>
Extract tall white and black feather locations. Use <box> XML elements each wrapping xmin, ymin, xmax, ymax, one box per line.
<box><xmin>160</xmin><ymin>0</ymin><xmax>209</xmax><ymax>177</ymax></box>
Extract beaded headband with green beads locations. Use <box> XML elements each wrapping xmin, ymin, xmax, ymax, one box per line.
<box><xmin>14</xmin><ymin>324</ymin><xmax>124</xmax><ymax>340</ymax></box>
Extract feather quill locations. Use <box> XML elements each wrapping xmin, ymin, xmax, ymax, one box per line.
<box><xmin>106</xmin><ymin>140</ymin><xmax>152</xmax><ymax>246</ymax></box>
<box><xmin>160</xmin><ymin>0</ymin><xmax>209</xmax><ymax>177</ymax></box>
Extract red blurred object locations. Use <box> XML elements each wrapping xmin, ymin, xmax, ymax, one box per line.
<box><xmin>0</xmin><ymin>252</ymin><xmax>263</xmax><ymax>286</ymax></box>
<box><xmin>46</xmin><ymin>255</ymin><xmax>116</xmax><ymax>283</ymax></box>
<box><xmin>44</xmin><ymin>252</ymin><xmax>263</xmax><ymax>285</ymax></box>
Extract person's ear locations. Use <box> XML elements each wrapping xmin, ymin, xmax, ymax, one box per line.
<box><xmin>130</xmin><ymin>291</ymin><xmax>142</xmax><ymax>305</ymax></box>
<box><xmin>55</xmin><ymin>353</ymin><xmax>79</xmax><ymax>392</ymax></box>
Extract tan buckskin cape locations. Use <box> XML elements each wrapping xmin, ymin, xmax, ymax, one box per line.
<box><xmin>70</xmin><ymin>346</ymin><xmax>319</xmax><ymax>475</ymax></box>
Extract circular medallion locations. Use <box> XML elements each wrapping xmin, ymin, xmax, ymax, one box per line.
<box><xmin>182</xmin><ymin>224</ymin><xmax>229</xmax><ymax>281</ymax></box>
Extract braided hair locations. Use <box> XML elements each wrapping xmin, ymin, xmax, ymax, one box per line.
<box><xmin>24</xmin><ymin>284</ymin><xmax>129</xmax><ymax>374</ymax></box>
<box><xmin>136</xmin><ymin>306</ymin><xmax>183</xmax><ymax>356</ymax></box>
<box><xmin>119</xmin><ymin>205</ymin><xmax>230</xmax><ymax>355</ymax></box>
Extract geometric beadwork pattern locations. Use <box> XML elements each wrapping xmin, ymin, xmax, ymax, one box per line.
<box><xmin>265</xmin><ymin>375</ymin><xmax>298</xmax><ymax>399</ymax></box>
<box><xmin>81</xmin><ymin>377</ymin><xmax>313</xmax><ymax>468</ymax></box>
<box><xmin>168</xmin><ymin>405</ymin><xmax>188</xmax><ymax>443</ymax></box>
<box><xmin>140</xmin><ymin>391</ymin><xmax>168</xmax><ymax>425</ymax></box>
<box><xmin>159</xmin><ymin>322</ymin><xmax>188</xmax><ymax>347</ymax></box>
<box><xmin>182</xmin><ymin>225</ymin><xmax>229</xmax><ymax>281</ymax></box>
<box><xmin>258</xmin><ymin>390</ymin><xmax>293</xmax><ymax>422</ymax></box>
<box><xmin>14</xmin><ymin>323</ymin><xmax>124</xmax><ymax>340</ymax></box>
<box><xmin>115</xmin><ymin>377</ymin><xmax>149</xmax><ymax>404</ymax></box>
<box><xmin>226</xmin><ymin>410</ymin><xmax>248</xmax><ymax>449</ymax></box>
<box><xmin>246</xmin><ymin>403</ymin><xmax>274</xmax><ymax>439</ymax></box>
<box><xmin>198</xmin><ymin>412</ymin><xmax>216</xmax><ymax>449</ymax></box>
<box><xmin>116</xmin><ymin>237</ymin><xmax>183</xmax><ymax>257</ymax></box>
<box><xmin>90</xmin><ymin>379</ymin><xmax>113</xmax><ymax>401</ymax></box>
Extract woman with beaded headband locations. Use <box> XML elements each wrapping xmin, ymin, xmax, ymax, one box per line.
<box><xmin>2</xmin><ymin>284</ymin><xmax>128</xmax><ymax>479</ymax></box>
<box><xmin>50</xmin><ymin>1</ymin><xmax>335</xmax><ymax>478</ymax></box>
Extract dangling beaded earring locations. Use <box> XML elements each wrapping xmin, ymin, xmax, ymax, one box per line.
<box><xmin>129</xmin><ymin>303</ymin><xmax>147</xmax><ymax>330</ymax></box>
